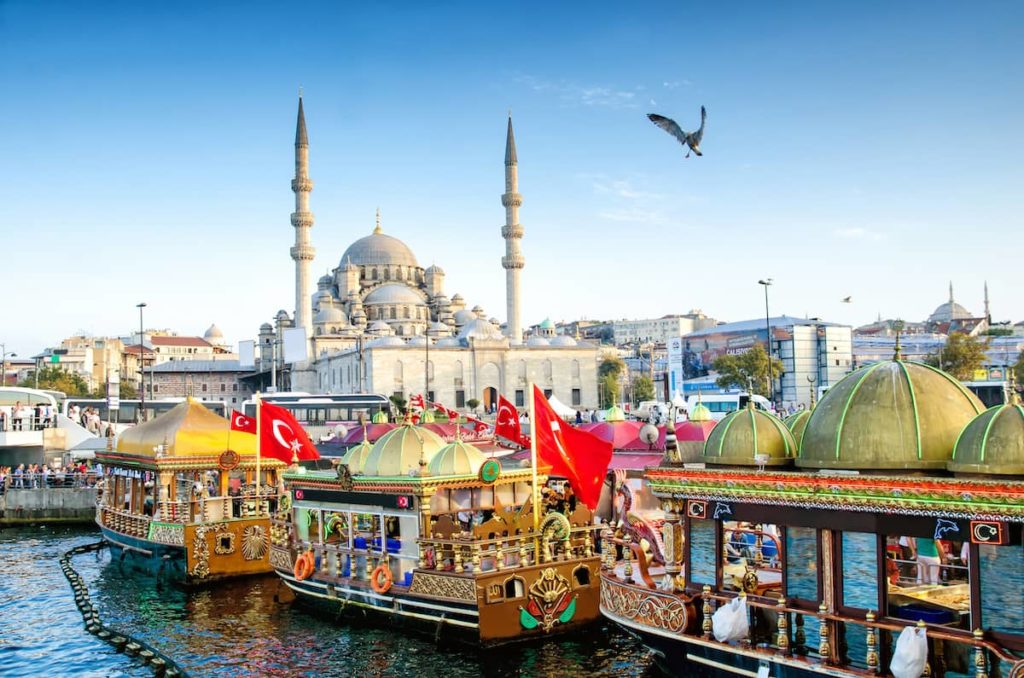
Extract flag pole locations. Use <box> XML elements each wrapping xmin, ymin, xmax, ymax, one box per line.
<box><xmin>528</xmin><ymin>382</ymin><xmax>540</xmax><ymax>563</ymax></box>
<box><xmin>255</xmin><ymin>392</ymin><xmax>262</xmax><ymax>503</ymax></box>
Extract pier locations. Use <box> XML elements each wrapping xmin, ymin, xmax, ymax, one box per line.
<box><xmin>0</xmin><ymin>473</ymin><xmax>98</xmax><ymax>525</ymax></box>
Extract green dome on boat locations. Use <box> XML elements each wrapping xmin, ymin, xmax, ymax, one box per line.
<box><xmin>362</xmin><ymin>424</ymin><xmax>445</xmax><ymax>477</ymax></box>
<box><xmin>372</xmin><ymin>410</ymin><xmax>389</xmax><ymax>424</ymax></box>
<box><xmin>342</xmin><ymin>439</ymin><xmax>374</xmax><ymax>474</ymax></box>
<box><xmin>421</xmin><ymin>409</ymin><xmax>436</xmax><ymax>423</ymax></box>
<box><xmin>948</xmin><ymin>401</ymin><xmax>1024</xmax><ymax>475</ymax></box>
<box><xmin>689</xmin><ymin>402</ymin><xmax>712</xmax><ymax>423</ymax></box>
<box><xmin>784</xmin><ymin>410</ymin><xmax>812</xmax><ymax>449</ymax></box>
<box><xmin>605</xmin><ymin>405</ymin><xmax>626</xmax><ymax>422</ymax></box>
<box><xmin>798</xmin><ymin>360</ymin><xmax>983</xmax><ymax>470</ymax></box>
<box><xmin>702</xmin><ymin>405</ymin><xmax>795</xmax><ymax>467</ymax></box>
<box><xmin>427</xmin><ymin>440</ymin><xmax>486</xmax><ymax>476</ymax></box>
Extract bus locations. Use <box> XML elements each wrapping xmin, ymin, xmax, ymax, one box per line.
<box><xmin>61</xmin><ymin>398</ymin><xmax>228</xmax><ymax>432</ymax></box>
<box><xmin>685</xmin><ymin>392</ymin><xmax>774</xmax><ymax>421</ymax></box>
<box><xmin>241</xmin><ymin>392</ymin><xmax>393</xmax><ymax>442</ymax></box>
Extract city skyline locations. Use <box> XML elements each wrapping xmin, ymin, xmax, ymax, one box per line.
<box><xmin>1</xmin><ymin>2</ymin><xmax>1021</xmax><ymax>356</ymax></box>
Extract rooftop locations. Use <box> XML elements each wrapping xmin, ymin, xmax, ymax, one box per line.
<box><xmin>150</xmin><ymin>360</ymin><xmax>247</xmax><ymax>373</ymax></box>
<box><xmin>684</xmin><ymin>315</ymin><xmax>846</xmax><ymax>338</ymax></box>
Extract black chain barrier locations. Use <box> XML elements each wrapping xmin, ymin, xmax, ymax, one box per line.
<box><xmin>60</xmin><ymin>541</ymin><xmax>191</xmax><ymax>678</ymax></box>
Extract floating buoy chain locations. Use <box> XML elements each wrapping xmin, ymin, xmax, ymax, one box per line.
<box><xmin>60</xmin><ymin>542</ymin><xmax>191</xmax><ymax>678</ymax></box>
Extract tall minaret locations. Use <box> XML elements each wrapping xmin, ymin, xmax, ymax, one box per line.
<box><xmin>984</xmin><ymin>281</ymin><xmax>991</xmax><ymax>323</ymax></box>
<box><xmin>290</xmin><ymin>95</ymin><xmax>315</xmax><ymax>338</ymax></box>
<box><xmin>501</xmin><ymin>115</ymin><xmax>524</xmax><ymax>345</ymax></box>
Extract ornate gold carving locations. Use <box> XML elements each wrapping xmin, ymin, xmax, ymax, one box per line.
<box><xmin>601</xmin><ymin>577</ymin><xmax>690</xmax><ymax>634</ymax></box>
<box><xmin>190</xmin><ymin>523</ymin><xmax>229</xmax><ymax>579</ymax></box>
<box><xmin>148</xmin><ymin>522</ymin><xmax>185</xmax><ymax>546</ymax></box>
<box><xmin>408</xmin><ymin>572</ymin><xmax>477</xmax><ymax>601</ymax></box>
<box><xmin>242</xmin><ymin>525</ymin><xmax>269</xmax><ymax>561</ymax></box>
<box><xmin>214</xmin><ymin>532</ymin><xmax>236</xmax><ymax>555</ymax></box>
<box><xmin>269</xmin><ymin>546</ymin><xmax>292</xmax><ymax>571</ymax></box>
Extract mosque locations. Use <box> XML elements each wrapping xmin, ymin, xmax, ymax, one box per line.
<box><xmin>258</xmin><ymin>98</ymin><xmax>599</xmax><ymax>412</ymax></box>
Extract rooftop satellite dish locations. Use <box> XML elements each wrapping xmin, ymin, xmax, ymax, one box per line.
<box><xmin>639</xmin><ymin>423</ymin><xmax>660</xmax><ymax>448</ymax></box>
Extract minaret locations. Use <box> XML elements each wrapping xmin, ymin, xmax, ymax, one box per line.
<box><xmin>501</xmin><ymin>115</ymin><xmax>524</xmax><ymax>345</ymax></box>
<box><xmin>984</xmin><ymin>281</ymin><xmax>991</xmax><ymax>323</ymax></box>
<box><xmin>948</xmin><ymin>281</ymin><xmax>954</xmax><ymax>304</ymax></box>
<box><xmin>290</xmin><ymin>95</ymin><xmax>316</xmax><ymax>339</ymax></box>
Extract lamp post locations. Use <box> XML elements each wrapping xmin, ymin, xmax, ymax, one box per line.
<box><xmin>136</xmin><ymin>303</ymin><xmax>147</xmax><ymax>421</ymax></box>
<box><xmin>758</xmin><ymin>279</ymin><xmax>775</xmax><ymax>404</ymax></box>
<box><xmin>0</xmin><ymin>344</ymin><xmax>15</xmax><ymax>387</ymax></box>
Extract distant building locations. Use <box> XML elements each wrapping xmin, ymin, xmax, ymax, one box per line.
<box><xmin>611</xmin><ymin>311</ymin><xmax>717</xmax><ymax>347</ymax></box>
<box><xmin>675</xmin><ymin>316</ymin><xmax>852</xmax><ymax>409</ymax></box>
<box><xmin>149</xmin><ymin>360</ymin><xmax>255</xmax><ymax>407</ymax></box>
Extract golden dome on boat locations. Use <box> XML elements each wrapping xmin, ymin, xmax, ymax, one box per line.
<box><xmin>116</xmin><ymin>398</ymin><xmax>257</xmax><ymax>458</ymax></box>
<box><xmin>688</xmin><ymin>402</ymin><xmax>712</xmax><ymax>422</ymax></box>
<box><xmin>702</xmin><ymin>405</ymin><xmax>795</xmax><ymax>467</ymax></box>
<box><xmin>342</xmin><ymin>438</ymin><xmax>374</xmax><ymax>474</ymax></box>
<box><xmin>361</xmin><ymin>424</ymin><xmax>445</xmax><ymax>477</ymax></box>
<box><xmin>604</xmin><ymin>405</ymin><xmax>626</xmax><ymax>422</ymax></box>
<box><xmin>784</xmin><ymin>410</ymin><xmax>812</xmax><ymax>449</ymax></box>
<box><xmin>426</xmin><ymin>440</ymin><xmax>486</xmax><ymax>476</ymax></box>
<box><xmin>797</xmin><ymin>360</ymin><xmax>983</xmax><ymax>470</ymax></box>
<box><xmin>948</xmin><ymin>401</ymin><xmax>1024</xmax><ymax>475</ymax></box>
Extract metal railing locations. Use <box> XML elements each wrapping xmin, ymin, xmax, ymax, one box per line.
<box><xmin>0</xmin><ymin>415</ymin><xmax>58</xmax><ymax>432</ymax></box>
<box><xmin>0</xmin><ymin>472</ymin><xmax>98</xmax><ymax>493</ymax></box>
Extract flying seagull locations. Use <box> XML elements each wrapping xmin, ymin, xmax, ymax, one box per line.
<box><xmin>648</xmin><ymin>106</ymin><xmax>706</xmax><ymax>158</ymax></box>
<box><xmin>841</xmin><ymin>296</ymin><xmax>852</xmax><ymax>303</ymax></box>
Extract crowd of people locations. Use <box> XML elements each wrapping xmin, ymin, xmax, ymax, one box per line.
<box><xmin>66</xmin><ymin>403</ymin><xmax>108</xmax><ymax>435</ymax></box>
<box><xmin>0</xmin><ymin>461</ymin><xmax>97</xmax><ymax>491</ymax></box>
<box><xmin>0</xmin><ymin>401</ymin><xmax>57</xmax><ymax>432</ymax></box>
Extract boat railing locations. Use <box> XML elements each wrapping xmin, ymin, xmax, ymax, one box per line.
<box><xmin>418</xmin><ymin>524</ymin><xmax>596</xmax><ymax>575</ymax></box>
<box><xmin>100</xmin><ymin>506</ymin><xmax>151</xmax><ymax>539</ymax></box>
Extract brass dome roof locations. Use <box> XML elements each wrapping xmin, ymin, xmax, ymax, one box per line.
<box><xmin>948</xmin><ymin>402</ymin><xmax>1024</xmax><ymax>475</ymax></box>
<box><xmin>798</xmin><ymin>360</ymin><xmax>983</xmax><ymax>470</ymax></box>
<box><xmin>426</xmin><ymin>440</ymin><xmax>486</xmax><ymax>476</ymax></box>
<box><xmin>689</xmin><ymin>402</ymin><xmax>712</xmax><ymax>422</ymax></box>
<box><xmin>342</xmin><ymin>439</ymin><xmax>374</xmax><ymax>474</ymax></box>
<box><xmin>702</xmin><ymin>406</ymin><xmax>795</xmax><ymax>467</ymax></box>
<box><xmin>784</xmin><ymin>410</ymin><xmax>812</xmax><ymax>449</ymax></box>
<box><xmin>361</xmin><ymin>424</ymin><xmax>445</xmax><ymax>477</ymax></box>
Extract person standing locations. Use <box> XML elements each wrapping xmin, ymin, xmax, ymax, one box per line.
<box><xmin>914</xmin><ymin>537</ymin><xmax>944</xmax><ymax>584</ymax></box>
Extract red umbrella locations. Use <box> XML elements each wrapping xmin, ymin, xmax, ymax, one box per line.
<box><xmin>675</xmin><ymin>420</ymin><xmax>717</xmax><ymax>442</ymax></box>
<box><xmin>578</xmin><ymin>420</ymin><xmax>644</xmax><ymax>450</ymax></box>
<box><xmin>420</xmin><ymin>422</ymin><xmax>459</xmax><ymax>440</ymax></box>
<box><xmin>340</xmin><ymin>423</ymin><xmax>396</xmax><ymax>444</ymax></box>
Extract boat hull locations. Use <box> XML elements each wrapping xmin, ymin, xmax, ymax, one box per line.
<box><xmin>101</xmin><ymin>524</ymin><xmax>189</xmax><ymax>580</ymax></box>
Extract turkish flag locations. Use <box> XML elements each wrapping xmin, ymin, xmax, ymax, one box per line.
<box><xmin>409</xmin><ymin>393</ymin><xmax>425</xmax><ymax>411</ymax></box>
<box><xmin>532</xmin><ymin>385</ymin><xmax>612</xmax><ymax>510</ymax></box>
<box><xmin>229</xmin><ymin>410</ymin><xmax>257</xmax><ymax>434</ymax></box>
<box><xmin>258</xmin><ymin>401</ymin><xmax>320</xmax><ymax>463</ymax></box>
<box><xmin>495</xmin><ymin>395</ymin><xmax>528</xmax><ymax>448</ymax></box>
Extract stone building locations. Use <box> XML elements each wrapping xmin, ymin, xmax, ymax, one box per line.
<box><xmin>149</xmin><ymin>360</ymin><xmax>255</xmax><ymax>407</ymax></box>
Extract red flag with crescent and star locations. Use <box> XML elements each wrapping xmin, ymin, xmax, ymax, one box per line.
<box><xmin>229</xmin><ymin>410</ymin><xmax>257</xmax><ymax>434</ymax></box>
<box><xmin>495</xmin><ymin>394</ymin><xmax>529</xmax><ymax>448</ymax></box>
<box><xmin>251</xmin><ymin>401</ymin><xmax>321</xmax><ymax>463</ymax></box>
<box><xmin>531</xmin><ymin>385</ymin><xmax>612</xmax><ymax>510</ymax></box>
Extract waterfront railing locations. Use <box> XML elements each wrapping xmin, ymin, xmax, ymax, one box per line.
<box><xmin>0</xmin><ymin>472</ymin><xmax>99</xmax><ymax>493</ymax></box>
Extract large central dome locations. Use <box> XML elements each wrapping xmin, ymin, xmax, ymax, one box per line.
<box><xmin>340</xmin><ymin>226</ymin><xmax>419</xmax><ymax>268</ymax></box>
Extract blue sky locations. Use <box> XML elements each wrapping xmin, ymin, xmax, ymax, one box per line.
<box><xmin>1</xmin><ymin>1</ymin><xmax>1021</xmax><ymax>356</ymax></box>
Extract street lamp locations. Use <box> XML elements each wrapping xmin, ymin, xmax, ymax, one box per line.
<box><xmin>0</xmin><ymin>344</ymin><xmax>16</xmax><ymax>387</ymax></box>
<box><xmin>758</xmin><ymin>279</ymin><xmax>775</xmax><ymax>404</ymax></box>
<box><xmin>137</xmin><ymin>303</ymin><xmax>147</xmax><ymax>421</ymax></box>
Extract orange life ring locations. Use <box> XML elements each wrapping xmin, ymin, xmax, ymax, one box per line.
<box><xmin>294</xmin><ymin>551</ymin><xmax>315</xmax><ymax>581</ymax></box>
<box><xmin>370</xmin><ymin>563</ymin><xmax>393</xmax><ymax>594</ymax></box>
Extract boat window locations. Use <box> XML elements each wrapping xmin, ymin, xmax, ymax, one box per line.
<box><xmin>840</xmin><ymin>532</ymin><xmax>878</xmax><ymax>611</ymax></box>
<box><xmin>688</xmin><ymin>518</ymin><xmax>716</xmax><ymax>586</ymax></box>
<box><xmin>979</xmin><ymin>543</ymin><xmax>1022</xmax><ymax>636</ymax></box>
<box><xmin>785</xmin><ymin>526</ymin><xmax>818</xmax><ymax>602</ymax></box>
<box><xmin>721</xmin><ymin>521</ymin><xmax>782</xmax><ymax>595</ymax></box>
<box><xmin>505</xmin><ymin>576</ymin><xmax>525</xmax><ymax>599</ymax></box>
<box><xmin>573</xmin><ymin>565</ymin><xmax>590</xmax><ymax>587</ymax></box>
<box><xmin>884</xmin><ymin>534</ymin><xmax>971</xmax><ymax>630</ymax></box>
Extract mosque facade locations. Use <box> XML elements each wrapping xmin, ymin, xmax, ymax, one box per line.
<box><xmin>263</xmin><ymin>97</ymin><xmax>599</xmax><ymax>411</ymax></box>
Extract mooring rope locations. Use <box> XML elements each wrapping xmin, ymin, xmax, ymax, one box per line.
<box><xmin>60</xmin><ymin>541</ymin><xmax>191</xmax><ymax>678</ymax></box>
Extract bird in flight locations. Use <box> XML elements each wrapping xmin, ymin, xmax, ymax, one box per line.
<box><xmin>841</xmin><ymin>296</ymin><xmax>852</xmax><ymax>303</ymax></box>
<box><xmin>648</xmin><ymin>106</ymin><xmax>706</xmax><ymax>158</ymax></box>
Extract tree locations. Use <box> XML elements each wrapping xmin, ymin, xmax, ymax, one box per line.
<box><xmin>925</xmin><ymin>333</ymin><xmax>989</xmax><ymax>381</ymax></box>
<box><xmin>20</xmin><ymin>366</ymin><xmax>91</xmax><ymax>397</ymax></box>
<box><xmin>632</xmin><ymin>375</ymin><xmax>655</xmax><ymax>404</ymax></box>
<box><xmin>599</xmin><ymin>355</ymin><xmax>625</xmax><ymax>380</ymax></box>
<box><xmin>1013</xmin><ymin>351</ymin><xmax>1024</xmax><ymax>392</ymax></box>
<box><xmin>466</xmin><ymin>398</ymin><xmax>480</xmax><ymax>414</ymax></box>
<box><xmin>389</xmin><ymin>394</ymin><xmax>408</xmax><ymax>415</ymax></box>
<box><xmin>599</xmin><ymin>373</ymin><xmax>620</xmax><ymax>409</ymax></box>
<box><xmin>711</xmin><ymin>344</ymin><xmax>784</xmax><ymax>397</ymax></box>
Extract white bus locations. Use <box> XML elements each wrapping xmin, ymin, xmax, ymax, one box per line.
<box><xmin>241</xmin><ymin>392</ymin><xmax>393</xmax><ymax>442</ymax></box>
<box><xmin>61</xmin><ymin>397</ymin><xmax>228</xmax><ymax>432</ymax></box>
<box><xmin>685</xmin><ymin>392</ymin><xmax>774</xmax><ymax>421</ymax></box>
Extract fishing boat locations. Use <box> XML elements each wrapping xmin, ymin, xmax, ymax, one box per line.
<box><xmin>95</xmin><ymin>398</ymin><xmax>285</xmax><ymax>582</ymax></box>
<box><xmin>600</xmin><ymin>352</ymin><xmax>1024</xmax><ymax>677</ymax></box>
<box><xmin>269</xmin><ymin>417</ymin><xmax>606</xmax><ymax>646</ymax></box>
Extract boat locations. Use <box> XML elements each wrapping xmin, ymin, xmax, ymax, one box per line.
<box><xmin>269</xmin><ymin>421</ymin><xmax>604</xmax><ymax>646</ymax></box>
<box><xmin>600</xmin><ymin>353</ymin><xmax>1024</xmax><ymax>677</ymax></box>
<box><xmin>95</xmin><ymin>398</ymin><xmax>285</xmax><ymax>582</ymax></box>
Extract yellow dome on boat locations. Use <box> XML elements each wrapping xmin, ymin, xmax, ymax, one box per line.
<box><xmin>427</xmin><ymin>440</ymin><xmax>486</xmax><ymax>476</ymax></box>
<box><xmin>948</xmin><ymin>401</ymin><xmax>1024</xmax><ymax>475</ymax></box>
<box><xmin>605</xmin><ymin>405</ymin><xmax>626</xmax><ymax>422</ymax></box>
<box><xmin>361</xmin><ymin>424</ymin><xmax>445</xmax><ymax>477</ymax></box>
<box><xmin>784</xmin><ymin>410</ymin><xmax>812</xmax><ymax>449</ymax></box>
<box><xmin>342</xmin><ymin>439</ymin><xmax>374</xmax><ymax>474</ymax></box>
<box><xmin>702</xmin><ymin>405</ymin><xmax>795</xmax><ymax>467</ymax></box>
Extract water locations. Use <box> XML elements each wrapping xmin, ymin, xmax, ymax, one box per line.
<box><xmin>0</xmin><ymin>526</ymin><xmax>658</xmax><ymax>677</ymax></box>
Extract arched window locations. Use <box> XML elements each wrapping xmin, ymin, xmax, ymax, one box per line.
<box><xmin>396</xmin><ymin>326</ymin><xmax>404</xmax><ymax>336</ymax></box>
<box><xmin>573</xmin><ymin>565</ymin><xmax>590</xmax><ymax>587</ymax></box>
<box><xmin>404</xmin><ymin>307</ymin><xmax>410</xmax><ymax>319</ymax></box>
<box><xmin>397</xmin><ymin>268</ymin><xmax>404</xmax><ymax>281</ymax></box>
<box><xmin>504</xmin><ymin>576</ymin><xmax>525</xmax><ymax>599</ymax></box>
<box><xmin>390</xmin><ymin>307</ymin><xmax>397</xmax><ymax>320</ymax></box>
<box><xmin>372</xmin><ymin>268</ymin><xmax>378</xmax><ymax>280</ymax></box>
<box><xmin>384</xmin><ymin>268</ymin><xmax>391</xmax><ymax>281</ymax></box>
<box><xmin>571</xmin><ymin>359</ymin><xmax>581</xmax><ymax>379</ymax></box>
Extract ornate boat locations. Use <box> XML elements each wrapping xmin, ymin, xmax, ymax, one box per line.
<box><xmin>95</xmin><ymin>399</ymin><xmax>285</xmax><ymax>582</ymax></box>
<box><xmin>600</xmin><ymin>356</ymin><xmax>1024</xmax><ymax>677</ymax></box>
<box><xmin>270</xmin><ymin>422</ymin><xmax>603</xmax><ymax>646</ymax></box>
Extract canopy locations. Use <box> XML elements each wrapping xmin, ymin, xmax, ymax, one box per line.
<box><xmin>339</xmin><ymin>422</ymin><xmax>397</xmax><ymax>445</ymax></box>
<box><xmin>115</xmin><ymin>398</ymin><xmax>257</xmax><ymax>458</ymax></box>
<box><xmin>546</xmin><ymin>394</ymin><xmax>577</xmax><ymax>418</ymax></box>
<box><xmin>579</xmin><ymin>420</ymin><xmax>646</xmax><ymax>450</ymax></box>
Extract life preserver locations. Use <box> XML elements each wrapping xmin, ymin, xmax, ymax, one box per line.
<box><xmin>370</xmin><ymin>563</ymin><xmax>393</xmax><ymax>594</ymax></box>
<box><xmin>293</xmin><ymin>551</ymin><xmax>315</xmax><ymax>581</ymax></box>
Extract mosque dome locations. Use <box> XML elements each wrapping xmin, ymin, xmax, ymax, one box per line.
<box><xmin>471</xmin><ymin>305</ymin><xmax>485</xmax><ymax>318</ymax></box>
<box><xmin>342</xmin><ymin>439</ymin><xmax>374</xmax><ymax>474</ymax></box>
<box><xmin>318</xmin><ymin>273</ymin><xmax>334</xmax><ymax>286</ymax></box>
<box><xmin>550</xmin><ymin>335</ymin><xmax>577</xmax><ymax>347</ymax></box>
<box><xmin>361</xmin><ymin>424</ymin><xmax>446</xmax><ymax>476</ymax></box>
<box><xmin>427</xmin><ymin>321</ymin><xmax>451</xmax><ymax>337</ymax></box>
<box><xmin>798</xmin><ymin>360</ymin><xmax>983</xmax><ymax>470</ymax></box>
<box><xmin>364</xmin><ymin>283</ymin><xmax>425</xmax><ymax>305</ymax></box>
<box><xmin>315</xmin><ymin>305</ymin><xmax>347</xmax><ymax>325</ymax></box>
<box><xmin>260</xmin><ymin>322</ymin><xmax>273</xmax><ymax>332</ymax></box>
<box><xmin>426</xmin><ymin>264</ymin><xmax>444</xmax><ymax>275</ymax></box>
<box><xmin>928</xmin><ymin>301</ymin><xmax>973</xmax><ymax>324</ymax></box>
<box><xmin>368</xmin><ymin>336</ymin><xmax>405</xmax><ymax>348</ymax></box>
<box><xmin>948</xmin><ymin>401</ymin><xmax>1024</xmax><ymax>475</ymax></box>
<box><xmin>340</xmin><ymin>229</ymin><xmax>419</xmax><ymax>268</ymax></box>
<box><xmin>203</xmin><ymin>324</ymin><xmax>224</xmax><ymax>342</ymax></box>
<box><xmin>784</xmin><ymin>410</ymin><xmax>812</xmax><ymax>449</ymax></box>
<box><xmin>366</xmin><ymin>320</ymin><xmax>393</xmax><ymax>336</ymax></box>
<box><xmin>689</xmin><ymin>401</ymin><xmax>712</xmax><ymax>423</ymax></box>
<box><xmin>435</xmin><ymin>337</ymin><xmax>461</xmax><ymax>347</ymax></box>
<box><xmin>605</xmin><ymin>405</ymin><xmax>626</xmax><ymax>422</ymax></box>
<box><xmin>539</xmin><ymin>318</ymin><xmax>555</xmax><ymax>330</ymax></box>
<box><xmin>313</xmin><ymin>289</ymin><xmax>333</xmax><ymax>306</ymax></box>
<box><xmin>526</xmin><ymin>336</ymin><xmax>551</xmax><ymax>347</ymax></box>
<box><xmin>458</xmin><ymin>318</ymin><xmax>501</xmax><ymax>341</ymax></box>
<box><xmin>703</xmin><ymin>406</ymin><xmax>795</xmax><ymax>467</ymax></box>
<box><xmin>427</xmin><ymin>440</ymin><xmax>487</xmax><ymax>476</ymax></box>
<box><xmin>453</xmin><ymin>309</ymin><xmax>477</xmax><ymax>325</ymax></box>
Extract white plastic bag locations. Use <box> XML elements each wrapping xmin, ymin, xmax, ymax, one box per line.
<box><xmin>890</xmin><ymin>625</ymin><xmax>928</xmax><ymax>678</ymax></box>
<box><xmin>712</xmin><ymin>596</ymin><xmax>750</xmax><ymax>643</ymax></box>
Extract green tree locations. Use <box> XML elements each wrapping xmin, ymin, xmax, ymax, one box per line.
<box><xmin>599</xmin><ymin>373</ymin><xmax>620</xmax><ymax>409</ymax></box>
<box><xmin>389</xmin><ymin>394</ymin><xmax>408</xmax><ymax>415</ymax></box>
<box><xmin>1013</xmin><ymin>351</ymin><xmax>1023</xmax><ymax>391</ymax></box>
<box><xmin>599</xmin><ymin>355</ymin><xmax>625</xmax><ymax>380</ymax></box>
<box><xmin>632</xmin><ymin>375</ymin><xmax>655</xmax><ymax>404</ymax></box>
<box><xmin>466</xmin><ymin>398</ymin><xmax>480</xmax><ymax>414</ymax></box>
<box><xmin>711</xmin><ymin>344</ymin><xmax>784</xmax><ymax>397</ymax></box>
<box><xmin>20</xmin><ymin>366</ymin><xmax>91</xmax><ymax>396</ymax></box>
<box><xmin>925</xmin><ymin>333</ymin><xmax>990</xmax><ymax>381</ymax></box>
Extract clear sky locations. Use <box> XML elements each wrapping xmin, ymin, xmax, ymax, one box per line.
<box><xmin>1</xmin><ymin>1</ymin><xmax>1021</xmax><ymax>356</ymax></box>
